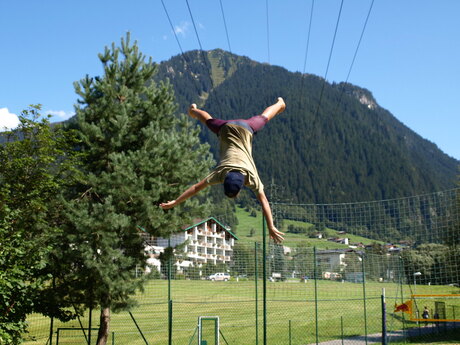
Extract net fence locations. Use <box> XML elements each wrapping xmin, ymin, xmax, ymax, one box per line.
<box><xmin>23</xmin><ymin>188</ymin><xmax>459</xmax><ymax>344</ymax></box>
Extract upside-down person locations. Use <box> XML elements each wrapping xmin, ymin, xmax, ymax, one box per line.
<box><xmin>160</xmin><ymin>97</ymin><xmax>286</xmax><ymax>243</ymax></box>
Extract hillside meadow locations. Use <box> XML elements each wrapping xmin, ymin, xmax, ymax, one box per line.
<box><xmin>234</xmin><ymin>206</ymin><xmax>381</xmax><ymax>248</ymax></box>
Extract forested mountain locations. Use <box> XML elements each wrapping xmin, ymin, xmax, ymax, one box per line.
<box><xmin>155</xmin><ymin>49</ymin><xmax>458</xmax><ymax>203</ymax></box>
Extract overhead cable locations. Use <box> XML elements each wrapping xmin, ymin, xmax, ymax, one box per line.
<box><xmin>314</xmin><ymin>0</ymin><xmax>345</xmax><ymax>119</ymax></box>
<box><xmin>335</xmin><ymin>0</ymin><xmax>376</xmax><ymax>112</ymax></box>
<box><xmin>185</xmin><ymin>0</ymin><xmax>224</xmax><ymax>115</ymax></box>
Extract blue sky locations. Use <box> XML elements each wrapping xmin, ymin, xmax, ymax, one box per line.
<box><xmin>1</xmin><ymin>0</ymin><xmax>459</xmax><ymax>160</ymax></box>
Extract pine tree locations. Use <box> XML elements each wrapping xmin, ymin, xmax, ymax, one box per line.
<box><xmin>56</xmin><ymin>34</ymin><xmax>214</xmax><ymax>345</ymax></box>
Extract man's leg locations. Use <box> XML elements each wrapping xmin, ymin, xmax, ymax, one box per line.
<box><xmin>189</xmin><ymin>104</ymin><xmax>226</xmax><ymax>135</ymax></box>
<box><xmin>261</xmin><ymin>97</ymin><xmax>286</xmax><ymax>121</ymax></box>
<box><xmin>188</xmin><ymin>104</ymin><xmax>213</xmax><ymax>125</ymax></box>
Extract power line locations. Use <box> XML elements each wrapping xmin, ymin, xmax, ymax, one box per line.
<box><xmin>313</xmin><ymin>0</ymin><xmax>345</xmax><ymax>119</ymax></box>
<box><xmin>160</xmin><ymin>0</ymin><xmax>203</xmax><ymax>101</ymax></box>
<box><xmin>345</xmin><ymin>0</ymin><xmax>375</xmax><ymax>83</ymax></box>
<box><xmin>219</xmin><ymin>0</ymin><xmax>232</xmax><ymax>53</ymax></box>
<box><xmin>302</xmin><ymin>0</ymin><xmax>315</xmax><ymax>76</ymax></box>
<box><xmin>219</xmin><ymin>0</ymin><xmax>246</xmax><ymax>107</ymax></box>
<box><xmin>265</xmin><ymin>0</ymin><xmax>271</xmax><ymax>64</ymax></box>
<box><xmin>335</xmin><ymin>0</ymin><xmax>375</xmax><ymax>111</ymax></box>
<box><xmin>185</xmin><ymin>0</ymin><xmax>224</xmax><ymax>116</ymax></box>
<box><xmin>299</xmin><ymin>0</ymin><xmax>315</xmax><ymax>109</ymax></box>
<box><xmin>160</xmin><ymin>0</ymin><xmax>185</xmax><ymax>56</ymax></box>
<box><xmin>185</xmin><ymin>0</ymin><xmax>206</xmax><ymax>55</ymax></box>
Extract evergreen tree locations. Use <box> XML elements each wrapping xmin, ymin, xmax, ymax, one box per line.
<box><xmin>55</xmin><ymin>34</ymin><xmax>214</xmax><ymax>345</ymax></box>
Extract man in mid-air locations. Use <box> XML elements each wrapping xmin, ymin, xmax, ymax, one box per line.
<box><xmin>160</xmin><ymin>97</ymin><xmax>286</xmax><ymax>243</ymax></box>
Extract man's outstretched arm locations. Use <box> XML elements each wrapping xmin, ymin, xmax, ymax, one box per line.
<box><xmin>160</xmin><ymin>178</ymin><xmax>209</xmax><ymax>210</ymax></box>
<box><xmin>257</xmin><ymin>190</ymin><xmax>285</xmax><ymax>244</ymax></box>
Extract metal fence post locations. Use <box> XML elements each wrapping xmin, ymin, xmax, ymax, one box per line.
<box><xmin>168</xmin><ymin>300</ymin><xmax>173</xmax><ymax>345</ymax></box>
<box><xmin>168</xmin><ymin>238</ymin><xmax>172</xmax><ymax>345</ymax></box>
<box><xmin>382</xmin><ymin>288</ymin><xmax>387</xmax><ymax>345</ymax></box>
<box><xmin>129</xmin><ymin>311</ymin><xmax>150</xmax><ymax>345</ymax></box>
<box><xmin>361</xmin><ymin>254</ymin><xmax>368</xmax><ymax>345</ymax></box>
<box><xmin>313</xmin><ymin>247</ymin><xmax>319</xmax><ymax>345</ymax></box>
<box><xmin>262</xmin><ymin>216</ymin><xmax>267</xmax><ymax>345</ymax></box>
<box><xmin>255</xmin><ymin>242</ymin><xmax>259</xmax><ymax>345</ymax></box>
<box><xmin>340</xmin><ymin>316</ymin><xmax>344</xmax><ymax>345</ymax></box>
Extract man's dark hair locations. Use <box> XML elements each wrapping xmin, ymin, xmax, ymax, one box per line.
<box><xmin>223</xmin><ymin>171</ymin><xmax>244</xmax><ymax>198</ymax></box>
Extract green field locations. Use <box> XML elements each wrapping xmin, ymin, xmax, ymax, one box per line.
<box><xmin>24</xmin><ymin>278</ymin><xmax>459</xmax><ymax>345</ymax></box>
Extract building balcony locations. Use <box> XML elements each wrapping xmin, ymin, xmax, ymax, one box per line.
<box><xmin>187</xmin><ymin>253</ymin><xmax>207</xmax><ymax>261</ymax></box>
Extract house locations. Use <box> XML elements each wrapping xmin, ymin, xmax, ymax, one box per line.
<box><xmin>337</xmin><ymin>238</ymin><xmax>349</xmax><ymax>245</ymax></box>
<box><xmin>309</xmin><ymin>232</ymin><xmax>323</xmax><ymax>239</ymax></box>
<box><xmin>283</xmin><ymin>246</ymin><xmax>292</xmax><ymax>255</ymax></box>
<box><xmin>316</xmin><ymin>249</ymin><xmax>348</xmax><ymax>271</ymax></box>
<box><xmin>141</xmin><ymin>217</ymin><xmax>238</xmax><ymax>271</ymax></box>
<box><xmin>327</xmin><ymin>237</ymin><xmax>349</xmax><ymax>245</ymax></box>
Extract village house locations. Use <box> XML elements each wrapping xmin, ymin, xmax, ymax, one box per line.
<box><xmin>316</xmin><ymin>249</ymin><xmax>348</xmax><ymax>272</ymax></box>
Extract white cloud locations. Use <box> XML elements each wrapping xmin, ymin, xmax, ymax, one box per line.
<box><xmin>46</xmin><ymin>110</ymin><xmax>75</xmax><ymax>121</ymax></box>
<box><xmin>0</xmin><ymin>108</ymin><xmax>20</xmax><ymax>131</ymax></box>
<box><xmin>163</xmin><ymin>35</ymin><xmax>168</xmax><ymax>40</ymax></box>
<box><xmin>198</xmin><ymin>22</ymin><xmax>205</xmax><ymax>30</ymax></box>
<box><xmin>174</xmin><ymin>21</ymin><xmax>190</xmax><ymax>37</ymax></box>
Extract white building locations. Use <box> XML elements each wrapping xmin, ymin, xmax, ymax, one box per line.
<box><xmin>142</xmin><ymin>217</ymin><xmax>238</xmax><ymax>271</ymax></box>
<box><xmin>316</xmin><ymin>249</ymin><xmax>347</xmax><ymax>271</ymax></box>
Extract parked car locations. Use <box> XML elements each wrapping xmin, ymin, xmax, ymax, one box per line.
<box><xmin>268</xmin><ymin>272</ymin><xmax>286</xmax><ymax>282</ymax></box>
<box><xmin>208</xmin><ymin>272</ymin><xmax>230</xmax><ymax>281</ymax></box>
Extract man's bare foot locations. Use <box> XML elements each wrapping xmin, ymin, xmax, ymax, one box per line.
<box><xmin>261</xmin><ymin>97</ymin><xmax>287</xmax><ymax>121</ymax></box>
<box><xmin>276</xmin><ymin>97</ymin><xmax>286</xmax><ymax>114</ymax></box>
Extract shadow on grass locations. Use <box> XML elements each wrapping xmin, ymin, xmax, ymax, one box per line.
<box><xmin>403</xmin><ymin>327</ymin><xmax>460</xmax><ymax>344</ymax></box>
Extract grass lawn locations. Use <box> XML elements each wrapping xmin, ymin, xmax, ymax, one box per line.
<box><xmin>24</xmin><ymin>279</ymin><xmax>459</xmax><ymax>345</ymax></box>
